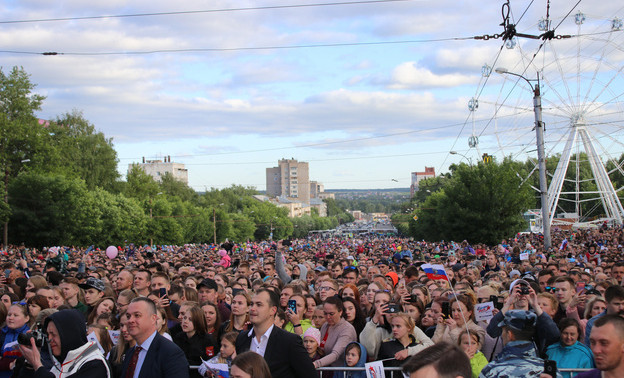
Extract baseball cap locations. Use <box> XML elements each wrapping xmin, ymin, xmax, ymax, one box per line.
<box><xmin>452</xmin><ymin>263</ymin><xmax>466</xmax><ymax>272</ymax></box>
<box><xmin>509</xmin><ymin>279</ymin><xmax>531</xmax><ymax>294</ymax></box>
<box><xmin>78</xmin><ymin>277</ymin><xmax>105</xmax><ymax>292</ymax></box>
<box><xmin>197</xmin><ymin>278</ymin><xmax>218</xmax><ymax>291</ymax></box>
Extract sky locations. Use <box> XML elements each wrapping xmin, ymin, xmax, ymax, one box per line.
<box><xmin>1</xmin><ymin>0</ymin><xmax>623</xmax><ymax>191</ymax></box>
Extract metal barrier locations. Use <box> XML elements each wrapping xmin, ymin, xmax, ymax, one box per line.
<box><xmin>317</xmin><ymin>366</ymin><xmax>403</xmax><ymax>377</ymax></box>
<box><xmin>315</xmin><ymin>366</ymin><xmax>592</xmax><ymax>377</ymax></box>
<box><xmin>191</xmin><ymin>365</ymin><xmax>592</xmax><ymax>376</ymax></box>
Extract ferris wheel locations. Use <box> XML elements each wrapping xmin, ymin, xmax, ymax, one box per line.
<box><xmin>472</xmin><ymin>6</ymin><xmax>624</xmax><ymax>228</ymax></box>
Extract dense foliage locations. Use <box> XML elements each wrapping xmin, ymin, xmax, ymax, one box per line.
<box><xmin>0</xmin><ymin>66</ymin><xmax>349</xmax><ymax>247</ymax></box>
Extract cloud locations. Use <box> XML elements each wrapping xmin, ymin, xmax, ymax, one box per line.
<box><xmin>383</xmin><ymin>61</ymin><xmax>477</xmax><ymax>89</ymax></box>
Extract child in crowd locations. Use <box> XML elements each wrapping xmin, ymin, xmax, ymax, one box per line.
<box><xmin>340</xmin><ymin>342</ymin><xmax>367</xmax><ymax>378</ymax></box>
<box><xmin>303</xmin><ymin>327</ymin><xmax>323</xmax><ymax>362</ymax></box>
<box><xmin>312</xmin><ymin>305</ymin><xmax>326</xmax><ymax>328</ymax></box>
<box><xmin>458</xmin><ymin>330</ymin><xmax>488</xmax><ymax>378</ymax></box>
<box><xmin>198</xmin><ymin>331</ymin><xmax>238</xmax><ymax>377</ymax></box>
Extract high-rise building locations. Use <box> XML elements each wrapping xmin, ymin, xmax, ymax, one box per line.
<box><xmin>309</xmin><ymin>181</ymin><xmax>324</xmax><ymax>198</ymax></box>
<box><xmin>410</xmin><ymin>167</ymin><xmax>435</xmax><ymax>196</ymax></box>
<box><xmin>129</xmin><ymin>156</ymin><xmax>188</xmax><ymax>184</ymax></box>
<box><xmin>266</xmin><ymin>159</ymin><xmax>310</xmax><ymax>201</ymax></box>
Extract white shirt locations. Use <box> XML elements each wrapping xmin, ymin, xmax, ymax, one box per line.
<box><xmin>249</xmin><ymin>324</ymin><xmax>274</xmax><ymax>357</ymax></box>
<box><xmin>133</xmin><ymin>331</ymin><xmax>158</xmax><ymax>378</ymax></box>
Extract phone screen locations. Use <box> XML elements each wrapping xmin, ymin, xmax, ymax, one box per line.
<box><xmin>442</xmin><ymin>302</ymin><xmax>451</xmax><ymax>318</ymax></box>
<box><xmin>576</xmin><ymin>281</ymin><xmax>586</xmax><ymax>293</ymax></box>
<box><xmin>288</xmin><ymin>299</ymin><xmax>297</xmax><ymax>314</ymax></box>
<box><xmin>159</xmin><ymin>288</ymin><xmax>167</xmax><ymax>297</ymax></box>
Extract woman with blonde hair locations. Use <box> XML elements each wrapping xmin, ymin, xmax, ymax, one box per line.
<box><xmin>432</xmin><ymin>294</ymin><xmax>485</xmax><ymax>346</ymax></box>
<box><xmin>108</xmin><ymin>313</ymin><xmax>135</xmax><ymax>377</ymax></box>
<box><xmin>378</xmin><ymin>313</ymin><xmax>423</xmax><ymax>368</ymax></box>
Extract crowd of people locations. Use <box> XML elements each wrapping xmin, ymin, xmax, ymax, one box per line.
<box><xmin>0</xmin><ymin>223</ymin><xmax>623</xmax><ymax>377</ymax></box>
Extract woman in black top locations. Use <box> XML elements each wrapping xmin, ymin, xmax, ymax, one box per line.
<box><xmin>174</xmin><ymin>302</ymin><xmax>217</xmax><ymax>378</ymax></box>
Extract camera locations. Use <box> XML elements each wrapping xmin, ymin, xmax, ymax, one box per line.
<box><xmin>519</xmin><ymin>285</ymin><xmax>530</xmax><ymax>295</ymax></box>
<box><xmin>18</xmin><ymin>327</ymin><xmax>46</xmax><ymax>348</ymax></box>
<box><xmin>490</xmin><ymin>295</ymin><xmax>504</xmax><ymax>310</ymax></box>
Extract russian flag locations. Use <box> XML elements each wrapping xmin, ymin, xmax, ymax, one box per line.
<box><xmin>559</xmin><ymin>239</ymin><xmax>568</xmax><ymax>251</ymax></box>
<box><xmin>421</xmin><ymin>263</ymin><xmax>448</xmax><ymax>281</ymax></box>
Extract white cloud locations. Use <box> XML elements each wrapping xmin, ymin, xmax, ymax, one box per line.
<box><xmin>386</xmin><ymin>62</ymin><xmax>477</xmax><ymax>89</ymax></box>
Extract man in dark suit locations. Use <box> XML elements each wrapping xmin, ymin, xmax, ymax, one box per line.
<box><xmin>236</xmin><ymin>288</ymin><xmax>316</xmax><ymax>378</ymax></box>
<box><xmin>121</xmin><ymin>297</ymin><xmax>189</xmax><ymax>378</ymax></box>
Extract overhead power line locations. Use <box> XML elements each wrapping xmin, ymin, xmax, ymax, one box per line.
<box><xmin>0</xmin><ymin>36</ymin><xmax>476</xmax><ymax>56</ymax></box>
<box><xmin>0</xmin><ymin>0</ymin><xmax>414</xmax><ymax>24</ymax></box>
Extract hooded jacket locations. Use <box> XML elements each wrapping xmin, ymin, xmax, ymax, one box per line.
<box><xmin>275</xmin><ymin>251</ymin><xmax>308</xmax><ymax>284</ymax></box>
<box><xmin>337</xmin><ymin>342</ymin><xmax>367</xmax><ymax>378</ymax></box>
<box><xmin>34</xmin><ymin>309</ymin><xmax>110</xmax><ymax>378</ymax></box>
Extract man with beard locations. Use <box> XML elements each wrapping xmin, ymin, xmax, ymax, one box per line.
<box><xmin>585</xmin><ymin>285</ymin><xmax>624</xmax><ymax>344</ymax></box>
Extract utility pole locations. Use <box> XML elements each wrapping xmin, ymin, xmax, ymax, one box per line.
<box><xmin>495</xmin><ymin>68</ymin><xmax>551</xmax><ymax>249</ymax></box>
<box><xmin>3</xmin><ymin>169</ymin><xmax>8</xmax><ymax>248</ymax></box>
<box><xmin>533</xmin><ymin>79</ymin><xmax>552</xmax><ymax>249</ymax></box>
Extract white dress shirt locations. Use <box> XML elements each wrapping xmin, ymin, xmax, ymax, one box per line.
<box><xmin>249</xmin><ymin>324</ymin><xmax>274</xmax><ymax>357</ymax></box>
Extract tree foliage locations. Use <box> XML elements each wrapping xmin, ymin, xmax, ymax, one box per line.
<box><xmin>44</xmin><ymin>111</ymin><xmax>119</xmax><ymax>190</ymax></box>
<box><xmin>0</xmin><ymin>67</ymin><xmax>47</xmax><ymax>225</ymax></box>
<box><xmin>411</xmin><ymin>158</ymin><xmax>533</xmax><ymax>244</ymax></box>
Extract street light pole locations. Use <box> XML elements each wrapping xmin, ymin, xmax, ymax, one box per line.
<box><xmin>450</xmin><ymin>151</ymin><xmax>472</xmax><ymax>165</ymax></box>
<box><xmin>149</xmin><ymin>197</ymin><xmax>153</xmax><ymax>247</ymax></box>
<box><xmin>495</xmin><ymin>68</ymin><xmax>552</xmax><ymax>249</ymax></box>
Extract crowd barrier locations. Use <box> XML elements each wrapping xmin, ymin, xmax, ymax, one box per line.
<box><xmin>190</xmin><ymin>365</ymin><xmax>592</xmax><ymax>377</ymax></box>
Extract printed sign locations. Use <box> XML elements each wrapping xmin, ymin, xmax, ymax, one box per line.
<box><xmin>475</xmin><ymin>301</ymin><xmax>494</xmax><ymax>322</ymax></box>
<box><xmin>108</xmin><ymin>330</ymin><xmax>121</xmax><ymax>345</ymax></box>
<box><xmin>365</xmin><ymin>360</ymin><xmax>385</xmax><ymax>378</ymax></box>
<box><xmin>87</xmin><ymin>331</ymin><xmax>105</xmax><ymax>354</ymax></box>
<box><xmin>520</xmin><ymin>252</ymin><xmax>530</xmax><ymax>260</ymax></box>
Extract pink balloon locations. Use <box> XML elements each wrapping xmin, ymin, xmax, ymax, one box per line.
<box><xmin>106</xmin><ymin>246</ymin><xmax>118</xmax><ymax>259</ymax></box>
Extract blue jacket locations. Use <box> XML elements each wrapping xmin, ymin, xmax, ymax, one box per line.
<box><xmin>546</xmin><ymin>341</ymin><xmax>594</xmax><ymax>378</ymax></box>
<box><xmin>0</xmin><ymin>324</ymin><xmax>30</xmax><ymax>378</ymax></box>
<box><xmin>584</xmin><ymin>310</ymin><xmax>606</xmax><ymax>345</ymax></box>
<box><xmin>338</xmin><ymin>342</ymin><xmax>367</xmax><ymax>378</ymax></box>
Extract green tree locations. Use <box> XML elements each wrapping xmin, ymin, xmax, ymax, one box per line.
<box><xmin>125</xmin><ymin>164</ymin><xmax>160</xmax><ymax>200</ymax></box>
<box><xmin>8</xmin><ymin>173</ymin><xmax>148</xmax><ymax>247</ymax></box>
<box><xmin>412</xmin><ymin>158</ymin><xmax>532</xmax><ymax>244</ymax></box>
<box><xmin>160</xmin><ymin>172</ymin><xmax>197</xmax><ymax>202</ymax></box>
<box><xmin>45</xmin><ymin>111</ymin><xmax>119</xmax><ymax>190</ymax></box>
<box><xmin>0</xmin><ymin>66</ymin><xmax>47</xmax><ymax>245</ymax></box>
